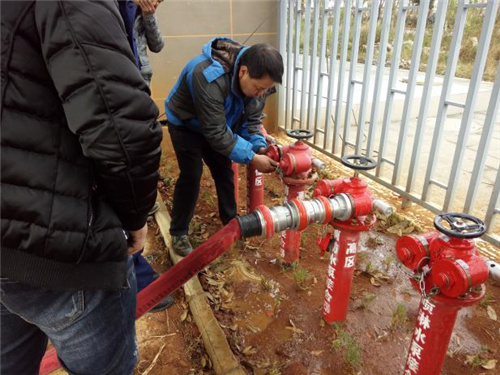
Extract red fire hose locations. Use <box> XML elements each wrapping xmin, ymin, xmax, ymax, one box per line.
<box><xmin>39</xmin><ymin>219</ymin><xmax>242</xmax><ymax>375</ymax></box>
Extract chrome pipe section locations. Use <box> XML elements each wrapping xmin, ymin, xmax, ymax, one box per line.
<box><xmin>311</xmin><ymin>157</ymin><xmax>326</xmax><ymax>173</ymax></box>
<box><xmin>486</xmin><ymin>260</ymin><xmax>500</xmax><ymax>283</ymax></box>
<box><xmin>372</xmin><ymin>199</ymin><xmax>393</xmax><ymax>217</ymax></box>
<box><xmin>240</xmin><ymin>195</ymin><xmax>391</xmax><ymax>239</ymax></box>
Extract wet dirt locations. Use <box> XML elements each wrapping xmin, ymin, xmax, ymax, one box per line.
<box><xmin>75</xmin><ymin>129</ymin><xmax>500</xmax><ymax>375</ymax></box>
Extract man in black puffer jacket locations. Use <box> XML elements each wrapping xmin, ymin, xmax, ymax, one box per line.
<box><xmin>0</xmin><ymin>1</ymin><xmax>162</xmax><ymax>374</ymax></box>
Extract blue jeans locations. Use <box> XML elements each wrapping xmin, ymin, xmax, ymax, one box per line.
<box><xmin>0</xmin><ymin>257</ymin><xmax>138</xmax><ymax>375</ymax></box>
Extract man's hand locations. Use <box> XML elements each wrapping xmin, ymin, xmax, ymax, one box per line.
<box><xmin>250</xmin><ymin>154</ymin><xmax>278</xmax><ymax>173</ymax></box>
<box><xmin>127</xmin><ymin>224</ymin><xmax>148</xmax><ymax>255</ymax></box>
<box><xmin>134</xmin><ymin>0</ymin><xmax>157</xmax><ymax>15</ymax></box>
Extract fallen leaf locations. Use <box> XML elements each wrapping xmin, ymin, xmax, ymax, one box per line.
<box><xmin>481</xmin><ymin>359</ymin><xmax>497</xmax><ymax>370</ymax></box>
<box><xmin>311</xmin><ymin>350</ymin><xmax>323</xmax><ymax>356</ymax></box>
<box><xmin>286</xmin><ymin>326</ymin><xmax>304</xmax><ymax>334</ymax></box>
<box><xmin>370</xmin><ymin>277</ymin><xmax>381</xmax><ymax>287</ymax></box>
<box><xmin>180</xmin><ymin>309</ymin><xmax>189</xmax><ymax>322</ymax></box>
<box><xmin>242</xmin><ymin>346</ymin><xmax>257</xmax><ymax>355</ymax></box>
<box><xmin>487</xmin><ymin>306</ymin><xmax>497</xmax><ymax>321</ymax></box>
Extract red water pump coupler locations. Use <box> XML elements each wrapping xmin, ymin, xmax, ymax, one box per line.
<box><xmin>397</xmin><ymin>213</ymin><xmax>488</xmax><ymax>375</ymax></box>
<box><xmin>396</xmin><ymin>214</ymin><xmax>489</xmax><ymax>298</ymax></box>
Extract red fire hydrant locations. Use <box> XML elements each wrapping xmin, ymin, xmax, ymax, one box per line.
<box><xmin>314</xmin><ymin>155</ymin><xmax>392</xmax><ymax>323</ymax></box>
<box><xmin>396</xmin><ymin>213</ymin><xmax>488</xmax><ymax>375</ymax></box>
<box><xmin>246</xmin><ymin>124</ymin><xmax>276</xmax><ymax>213</ymax></box>
<box><xmin>266</xmin><ymin>129</ymin><xmax>325</xmax><ymax>263</ymax></box>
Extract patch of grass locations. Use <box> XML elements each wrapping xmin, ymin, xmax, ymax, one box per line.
<box><xmin>293</xmin><ymin>268</ymin><xmax>311</xmax><ymax>290</ymax></box>
<box><xmin>384</xmin><ymin>253</ymin><xmax>396</xmax><ymax>268</ymax></box>
<box><xmin>391</xmin><ymin>302</ymin><xmax>409</xmax><ymax>331</ymax></box>
<box><xmin>479</xmin><ymin>291</ymin><xmax>493</xmax><ymax>308</ymax></box>
<box><xmin>366</xmin><ymin>236</ymin><xmax>384</xmax><ymax>249</ymax></box>
<box><xmin>280</xmin><ymin>261</ymin><xmax>298</xmax><ymax>273</ymax></box>
<box><xmin>360</xmin><ymin>293</ymin><xmax>377</xmax><ymax>310</ymax></box>
<box><xmin>331</xmin><ymin>325</ymin><xmax>362</xmax><ymax>369</ymax></box>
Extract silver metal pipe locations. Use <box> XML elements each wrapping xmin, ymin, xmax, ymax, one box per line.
<box><xmin>486</xmin><ymin>260</ymin><xmax>500</xmax><ymax>283</ymax></box>
<box><xmin>372</xmin><ymin>199</ymin><xmax>394</xmax><ymax>217</ymax></box>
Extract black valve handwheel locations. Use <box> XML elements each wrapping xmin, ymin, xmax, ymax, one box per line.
<box><xmin>286</xmin><ymin>129</ymin><xmax>314</xmax><ymax>140</ymax></box>
<box><xmin>434</xmin><ymin>213</ymin><xmax>486</xmax><ymax>239</ymax></box>
<box><xmin>341</xmin><ymin>155</ymin><xmax>377</xmax><ymax>171</ymax></box>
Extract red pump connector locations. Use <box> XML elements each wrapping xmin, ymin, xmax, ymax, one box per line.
<box><xmin>397</xmin><ymin>213</ymin><xmax>488</xmax><ymax>375</ymax></box>
<box><xmin>314</xmin><ymin>155</ymin><xmax>393</xmax><ymax>323</ymax></box>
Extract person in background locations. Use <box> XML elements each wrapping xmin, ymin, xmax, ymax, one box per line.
<box><xmin>165</xmin><ymin>38</ymin><xmax>283</xmax><ymax>257</ymax></box>
<box><xmin>134</xmin><ymin>0</ymin><xmax>165</xmax><ymax>86</ymax></box>
<box><xmin>118</xmin><ymin>0</ymin><xmax>173</xmax><ymax>312</ymax></box>
<box><xmin>1</xmin><ymin>1</ymin><xmax>162</xmax><ymax>373</ymax></box>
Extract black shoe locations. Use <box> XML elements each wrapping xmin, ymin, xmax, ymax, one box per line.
<box><xmin>149</xmin><ymin>295</ymin><xmax>175</xmax><ymax>313</ymax></box>
<box><xmin>171</xmin><ymin>235</ymin><xmax>193</xmax><ymax>257</ymax></box>
<box><xmin>148</xmin><ymin>273</ymin><xmax>175</xmax><ymax>313</ymax></box>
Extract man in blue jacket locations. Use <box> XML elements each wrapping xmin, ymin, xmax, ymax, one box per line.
<box><xmin>165</xmin><ymin>38</ymin><xmax>283</xmax><ymax>256</ymax></box>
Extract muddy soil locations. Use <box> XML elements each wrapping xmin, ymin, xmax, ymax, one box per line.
<box><xmin>125</xmin><ymin>130</ymin><xmax>500</xmax><ymax>375</ymax></box>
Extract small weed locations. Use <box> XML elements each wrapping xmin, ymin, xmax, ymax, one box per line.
<box><xmin>293</xmin><ymin>268</ymin><xmax>311</xmax><ymax>290</ymax></box>
<box><xmin>268</xmin><ymin>369</ymin><xmax>281</xmax><ymax>375</ymax></box>
<box><xmin>280</xmin><ymin>261</ymin><xmax>298</xmax><ymax>273</ymax></box>
<box><xmin>465</xmin><ymin>353</ymin><xmax>484</xmax><ymax>369</ymax></box>
<box><xmin>331</xmin><ymin>325</ymin><xmax>362</xmax><ymax>369</ymax></box>
<box><xmin>384</xmin><ymin>253</ymin><xmax>396</xmax><ymax>268</ymax></box>
<box><xmin>479</xmin><ymin>292</ymin><xmax>493</xmax><ymax>308</ymax></box>
<box><xmin>465</xmin><ymin>345</ymin><xmax>492</xmax><ymax>369</ymax></box>
<box><xmin>366</xmin><ymin>236</ymin><xmax>384</xmax><ymax>248</ymax></box>
<box><xmin>391</xmin><ymin>303</ymin><xmax>409</xmax><ymax>331</ymax></box>
<box><xmin>365</xmin><ymin>261</ymin><xmax>374</xmax><ymax>274</ymax></box>
<box><xmin>359</xmin><ymin>293</ymin><xmax>377</xmax><ymax>310</ymax></box>
<box><xmin>261</xmin><ymin>278</ymin><xmax>272</xmax><ymax>292</ymax></box>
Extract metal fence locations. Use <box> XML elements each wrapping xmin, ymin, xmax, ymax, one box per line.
<box><xmin>277</xmin><ymin>0</ymin><xmax>500</xmax><ymax>248</ymax></box>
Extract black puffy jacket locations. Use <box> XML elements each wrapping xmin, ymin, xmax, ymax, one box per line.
<box><xmin>1</xmin><ymin>0</ymin><xmax>162</xmax><ymax>290</ymax></box>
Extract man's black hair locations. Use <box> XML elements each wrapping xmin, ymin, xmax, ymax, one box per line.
<box><xmin>240</xmin><ymin>44</ymin><xmax>284</xmax><ymax>84</ymax></box>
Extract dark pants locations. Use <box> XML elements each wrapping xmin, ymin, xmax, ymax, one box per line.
<box><xmin>133</xmin><ymin>251</ymin><xmax>155</xmax><ymax>292</ymax></box>
<box><xmin>169</xmin><ymin>124</ymin><xmax>236</xmax><ymax>236</ymax></box>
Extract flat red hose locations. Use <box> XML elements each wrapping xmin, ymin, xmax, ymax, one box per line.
<box><xmin>39</xmin><ymin>219</ymin><xmax>241</xmax><ymax>375</ymax></box>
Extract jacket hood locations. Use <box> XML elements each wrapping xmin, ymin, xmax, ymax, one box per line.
<box><xmin>201</xmin><ymin>38</ymin><xmax>249</xmax><ymax>92</ymax></box>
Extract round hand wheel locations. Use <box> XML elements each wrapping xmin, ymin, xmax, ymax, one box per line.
<box><xmin>434</xmin><ymin>213</ymin><xmax>486</xmax><ymax>239</ymax></box>
<box><xmin>341</xmin><ymin>155</ymin><xmax>377</xmax><ymax>171</ymax></box>
<box><xmin>286</xmin><ymin>129</ymin><xmax>314</xmax><ymax>140</ymax></box>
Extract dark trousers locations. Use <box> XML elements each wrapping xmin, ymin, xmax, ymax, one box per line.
<box><xmin>169</xmin><ymin>124</ymin><xmax>236</xmax><ymax>236</ymax></box>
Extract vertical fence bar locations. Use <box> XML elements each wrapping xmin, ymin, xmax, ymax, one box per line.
<box><xmin>285</xmin><ymin>0</ymin><xmax>295</xmax><ymax>130</ymax></box>
<box><xmin>375</xmin><ymin>0</ymin><xmax>409</xmax><ymax>177</ymax></box>
<box><xmin>405</xmin><ymin>0</ymin><xmax>448</xmax><ymax>202</ymax></box>
<box><xmin>313</xmin><ymin>0</ymin><xmax>329</xmax><ymax>145</ymax></box>
<box><xmin>341</xmin><ymin>0</ymin><xmax>364</xmax><ymax>156</ymax></box>
<box><xmin>484</xmin><ymin>167</ymin><xmax>500</xmax><ymax>234</ymax></box>
<box><xmin>300</xmin><ymin>0</ymin><xmax>312</xmax><ymax>130</ymax></box>
<box><xmin>291</xmin><ymin>0</ymin><xmax>302</xmax><ymax>130</ymax></box>
<box><xmin>355</xmin><ymin>0</ymin><xmax>379</xmax><ymax>155</ymax></box>
<box><xmin>332</xmin><ymin>0</ymin><xmax>352</xmax><ymax>155</ymax></box>
<box><xmin>443</xmin><ymin>0</ymin><xmax>499</xmax><ymax>212</ymax></box>
<box><xmin>278</xmin><ymin>0</ymin><xmax>288</xmax><ymax>128</ymax></box>
<box><xmin>421</xmin><ymin>0</ymin><xmax>468</xmax><ymax>202</ymax></box>
<box><xmin>464</xmin><ymin>62</ymin><xmax>500</xmax><ymax>213</ymax></box>
<box><xmin>307</xmin><ymin>0</ymin><xmax>320</xmax><ymax>131</ymax></box>
<box><xmin>391</xmin><ymin>1</ymin><xmax>429</xmax><ymax>186</ymax></box>
<box><xmin>366</xmin><ymin>0</ymin><xmax>394</xmax><ymax>159</ymax></box>
<box><xmin>323</xmin><ymin>0</ymin><xmax>342</xmax><ymax>150</ymax></box>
